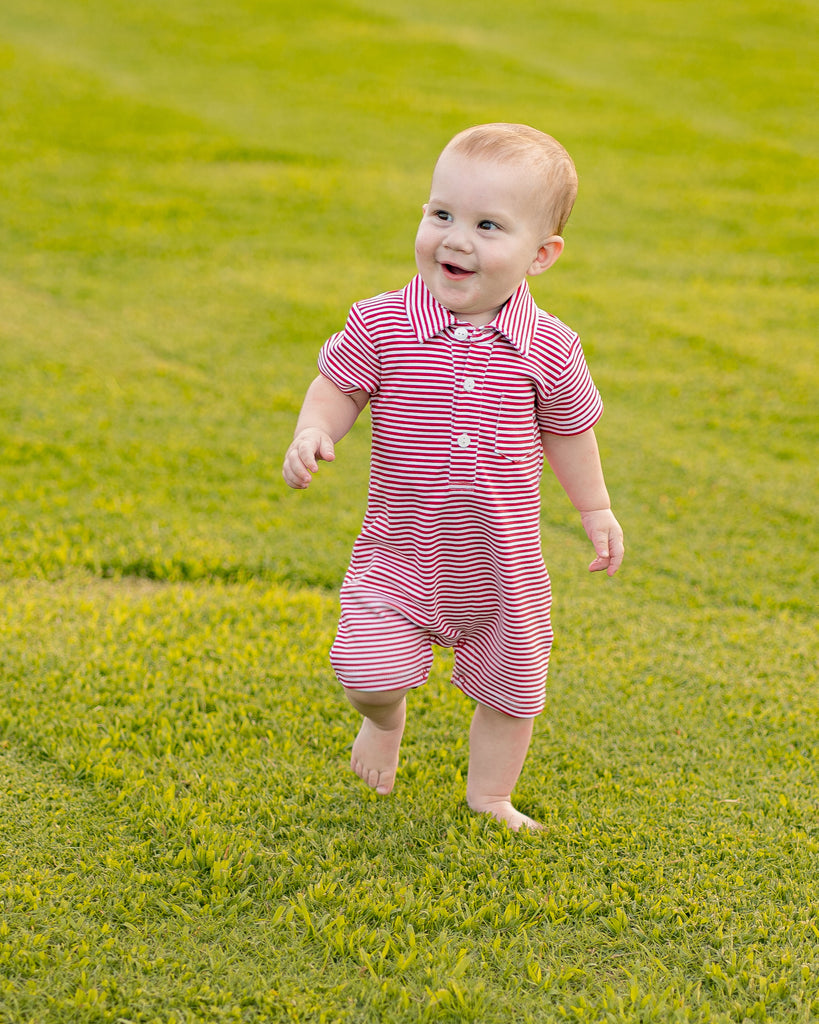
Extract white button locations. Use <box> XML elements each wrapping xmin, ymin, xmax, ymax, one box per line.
<box><xmin>457</xmin><ymin>433</ymin><xmax>471</xmax><ymax>448</ymax></box>
<box><xmin>453</xmin><ymin>327</ymin><xmax>469</xmax><ymax>341</ymax></box>
<box><xmin>463</xmin><ymin>377</ymin><xmax>476</xmax><ymax>391</ymax></box>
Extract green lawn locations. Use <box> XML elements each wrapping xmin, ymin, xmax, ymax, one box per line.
<box><xmin>0</xmin><ymin>1</ymin><xmax>817</xmax><ymax>1021</ymax></box>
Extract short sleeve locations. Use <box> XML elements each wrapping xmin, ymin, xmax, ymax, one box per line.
<box><xmin>536</xmin><ymin>335</ymin><xmax>603</xmax><ymax>435</ymax></box>
<box><xmin>317</xmin><ymin>303</ymin><xmax>381</xmax><ymax>396</ymax></box>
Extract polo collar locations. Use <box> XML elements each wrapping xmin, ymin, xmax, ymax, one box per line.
<box><xmin>404</xmin><ymin>274</ymin><xmax>537</xmax><ymax>356</ymax></box>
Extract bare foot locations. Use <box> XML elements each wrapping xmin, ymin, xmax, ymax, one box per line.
<box><xmin>350</xmin><ymin>701</ymin><xmax>405</xmax><ymax>796</ymax></box>
<box><xmin>468</xmin><ymin>798</ymin><xmax>543</xmax><ymax>832</ymax></box>
<box><xmin>465</xmin><ymin>703</ymin><xmax>541</xmax><ymax>831</ymax></box>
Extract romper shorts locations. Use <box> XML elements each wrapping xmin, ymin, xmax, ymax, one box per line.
<box><xmin>330</xmin><ymin>582</ymin><xmax>553</xmax><ymax>719</ymax></box>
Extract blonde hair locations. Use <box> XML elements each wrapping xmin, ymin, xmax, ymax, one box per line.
<box><xmin>440</xmin><ymin>123</ymin><xmax>578</xmax><ymax>235</ymax></box>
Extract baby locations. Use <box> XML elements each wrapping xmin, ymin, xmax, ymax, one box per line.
<box><xmin>283</xmin><ymin>123</ymin><xmax>624</xmax><ymax>830</ymax></box>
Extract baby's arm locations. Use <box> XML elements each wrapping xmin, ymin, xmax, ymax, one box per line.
<box><xmin>282</xmin><ymin>374</ymin><xmax>369</xmax><ymax>489</ymax></box>
<box><xmin>541</xmin><ymin>428</ymin><xmax>624</xmax><ymax>576</ymax></box>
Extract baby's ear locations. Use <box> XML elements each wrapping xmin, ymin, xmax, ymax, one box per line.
<box><xmin>528</xmin><ymin>236</ymin><xmax>564</xmax><ymax>276</ymax></box>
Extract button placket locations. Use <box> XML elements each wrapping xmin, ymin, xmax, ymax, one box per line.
<box><xmin>448</xmin><ymin>331</ymin><xmax>495</xmax><ymax>492</ymax></box>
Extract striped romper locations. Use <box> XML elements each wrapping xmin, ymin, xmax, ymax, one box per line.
<box><xmin>318</xmin><ymin>274</ymin><xmax>603</xmax><ymax>718</ymax></box>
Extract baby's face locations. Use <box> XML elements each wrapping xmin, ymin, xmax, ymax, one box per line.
<box><xmin>414</xmin><ymin>150</ymin><xmax>557</xmax><ymax>327</ymax></box>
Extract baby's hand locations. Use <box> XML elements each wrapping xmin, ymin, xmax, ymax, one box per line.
<box><xmin>580</xmin><ymin>509</ymin><xmax>624</xmax><ymax>576</ymax></box>
<box><xmin>282</xmin><ymin>428</ymin><xmax>336</xmax><ymax>489</ymax></box>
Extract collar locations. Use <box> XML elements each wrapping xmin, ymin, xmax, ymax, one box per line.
<box><xmin>404</xmin><ymin>274</ymin><xmax>538</xmax><ymax>356</ymax></box>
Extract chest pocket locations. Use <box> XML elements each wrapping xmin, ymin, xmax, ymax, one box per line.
<box><xmin>493</xmin><ymin>393</ymin><xmax>541</xmax><ymax>463</ymax></box>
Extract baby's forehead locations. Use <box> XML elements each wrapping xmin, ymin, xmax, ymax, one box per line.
<box><xmin>439</xmin><ymin>143</ymin><xmax>528</xmax><ymax>169</ymax></box>
<box><xmin>435</xmin><ymin>147</ymin><xmax>532</xmax><ymax>182</ymax></box>
<box><xmin>433</xmin><ymin>151</ymin><xmax>540</xmax><ymax>201</ymax></box>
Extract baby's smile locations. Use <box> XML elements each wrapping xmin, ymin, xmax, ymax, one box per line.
<box><xmin>441</xmin><ymin>261</ymin><xmax>474</xmax><ymax>279</ymax></box>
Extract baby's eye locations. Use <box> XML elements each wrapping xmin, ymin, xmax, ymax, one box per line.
<box><xmin>478</xmin><ymin>219</ymin><xmax>500</xmax><ymax>231</ymax></box>
<box><xmin>433</xmin><ymin>209</ymin><xmax>453</xmax><ymax>222</ymax></box>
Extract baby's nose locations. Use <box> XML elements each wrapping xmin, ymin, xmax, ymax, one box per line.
<box><xmin>443</xmin><ymin>225</ymin><xmax>473</xmax><ymax>252</ymax></box>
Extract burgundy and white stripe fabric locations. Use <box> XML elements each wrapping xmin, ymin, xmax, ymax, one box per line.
<box><xmin>318</xmin><ymin>275</ymin><xmax>602</xmax><ymax>718</ymax></box>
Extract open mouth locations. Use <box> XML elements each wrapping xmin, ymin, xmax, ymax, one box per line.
<box><xmin>441</xmin><ymin>262</ymin><xmax>474</xmax><ymax>279</ymax></box>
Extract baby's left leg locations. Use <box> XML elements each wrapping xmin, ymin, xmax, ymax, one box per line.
<box><xmin>332</xmin><ymin>593</ymin><xmax>433</xmax><ymax>798</ymax></box>
<box><xmin>345</xmin><ymin>686</ymin><xmax>412</xmax><ymax>796</ymax></box>
<box><xmin>466</xmin><ymin>702</ymin><xmax>541</xmax><ymax>831</ymax></box>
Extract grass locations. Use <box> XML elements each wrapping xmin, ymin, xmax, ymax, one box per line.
<box><xmin>0</xmin><ymin>0</ymin><xmax>817</xmax><ymax>1021</ymax></box>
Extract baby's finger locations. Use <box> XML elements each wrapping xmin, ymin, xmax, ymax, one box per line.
<box><xmin>586</xmin><ymin>530</ymin><xmax>610</xmax><ymax>573</ymax></box>
<box><xmin>318</xmin><ymin>437</ymin><xmax>336</xmax><ymax>463</ymax></box>
<box><xmin>282</xmin><ymin>462</ymin><xmax>308</xmax><ymax>488</ymax></box>
<box><xmin>291</xmin><ymin>439</ymin><xmax>317</xmax><ymax>473</ymax></box>
<box><xmin>282</xmin><ymin>448</ymin><xmax>314</xmax><ymax>488</ymax></box>
<box><xmin>606</xmin><ymin>538</ymin><xmax>625</xmax><ymax>576</ymax></box>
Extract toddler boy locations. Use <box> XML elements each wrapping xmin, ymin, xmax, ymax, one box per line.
<box><xmin>283</xmin><ymin>123</ymin><xmax>624</xmax><ymax>830</ymax></box>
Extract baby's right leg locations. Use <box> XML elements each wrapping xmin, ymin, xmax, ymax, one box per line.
<box><xmin>345</xmin><ymin>686</ymin><xmax>413</xmax><ymax>795</ymax></box>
